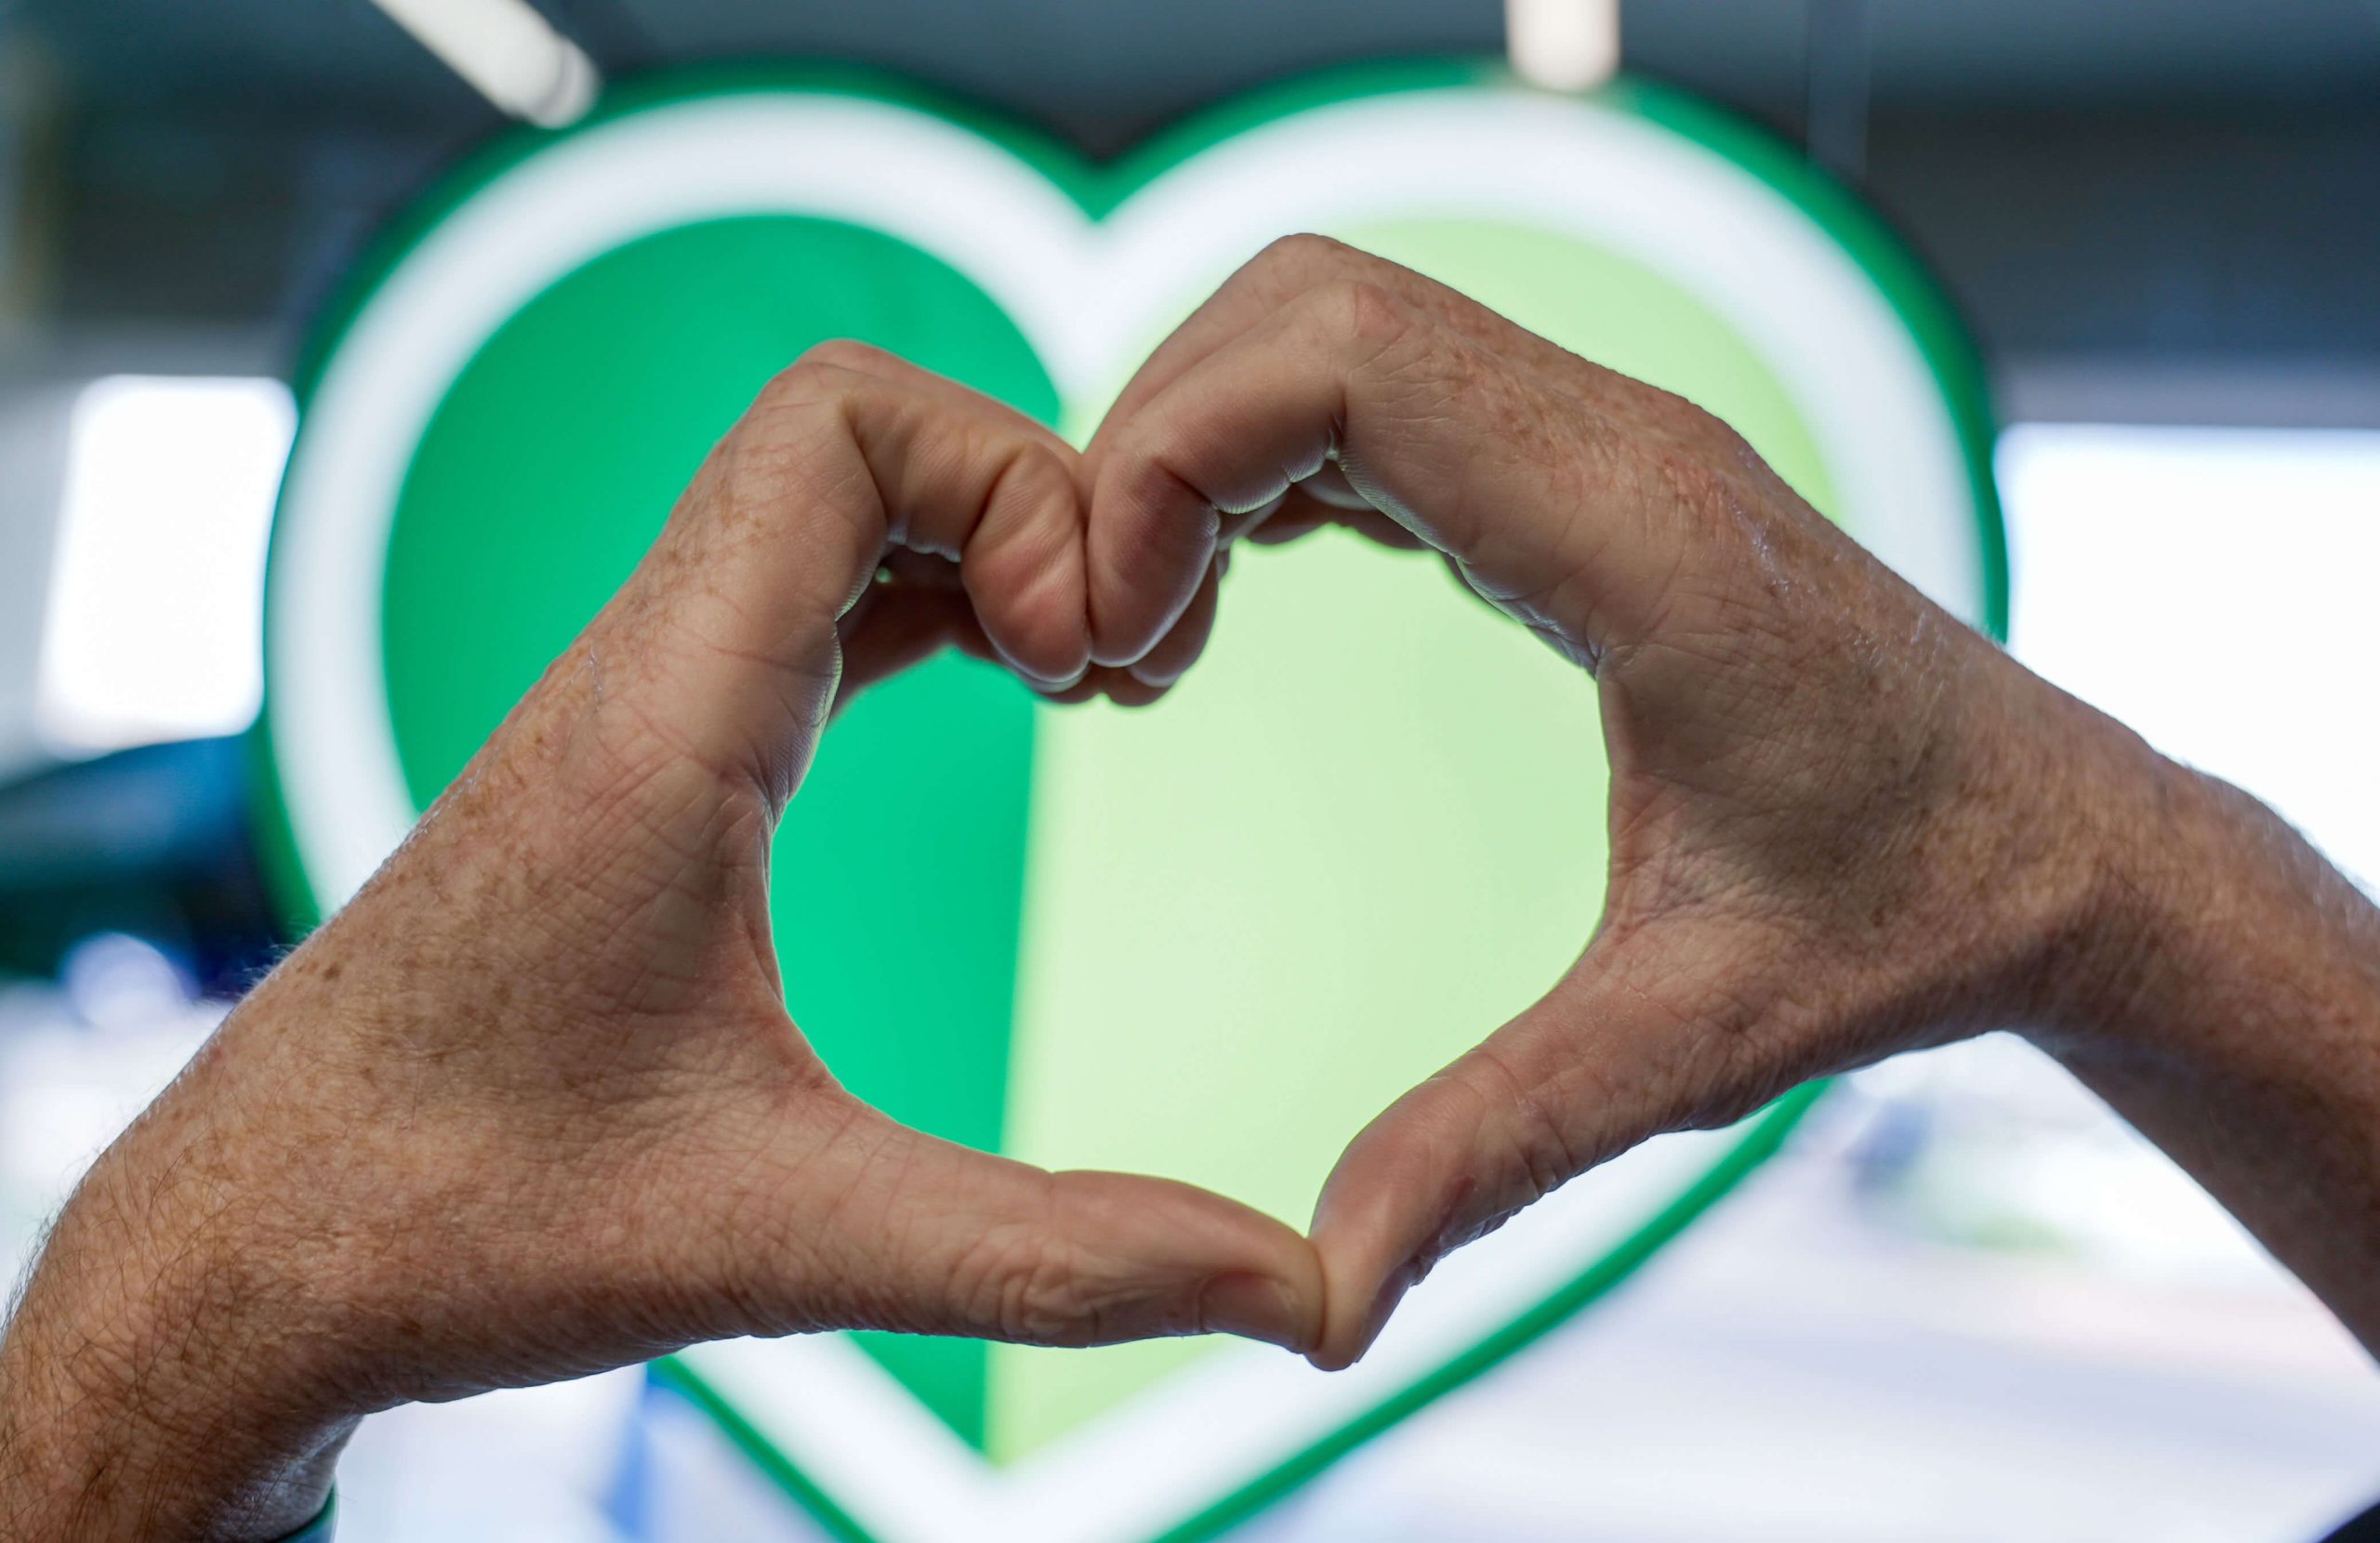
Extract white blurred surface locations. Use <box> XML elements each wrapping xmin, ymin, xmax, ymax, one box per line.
<box><xmin>2000</xmin><ymin>423</ymin><xmax>2380</xmax><ymax>889</ymax></box>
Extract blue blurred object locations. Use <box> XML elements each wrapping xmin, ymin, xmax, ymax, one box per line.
<box><xmin>59</xmin><ymin>930</ymin><xmax>196</xmax><ymax>1028</ymax></box>
<box><xmin>0</xmin><ymin>736</ymin><xmax>280</xmax><ymax>992</ymax></box>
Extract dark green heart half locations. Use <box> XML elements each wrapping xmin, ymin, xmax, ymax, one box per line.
<box><xmin>381</xmin><ymin>214</ymin><xmax>1052</xmax><ymax>1447</ymax></box>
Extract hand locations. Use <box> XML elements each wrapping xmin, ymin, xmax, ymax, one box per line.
<box><xmin>0</xmin><ymin>345</ymin><xmax>1320</xmax><ymax>1542</ymax></box>
<box><xmin>1079</xmin><ymin>235</ymin><xmax>2380</xmax><ymax>1370</ymax></box>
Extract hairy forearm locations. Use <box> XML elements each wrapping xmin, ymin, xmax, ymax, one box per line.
<box><xmin>0</xmin><ymin>1075</ymin><xmax>352</xmax><ymax>1542</ymax></box>
<box><xmin>2046</xmin><ymin>753</ymin><xmax>2380</xmax><ymax>1353</ymax></box>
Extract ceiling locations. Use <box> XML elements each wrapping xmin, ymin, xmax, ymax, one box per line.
<box><xmin>14</xmin><ymin>0</ymin><xmax>2380</xmax><ymax>140</ymax></box>
<box><xmin>2</xmin><ymin>0</ymin><xmax>2376</xmax><ymax>419</ymax></box>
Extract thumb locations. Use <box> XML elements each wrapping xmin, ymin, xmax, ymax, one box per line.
<box><xmin>1305</xmin><ymin>936</ymin><xmax>1774</xmax><ymax>1370</ymax></box>
<box><xmin>770</xmin><ymin>1108</ymin><xmax>1325</xmax><ymax>1354</ymax></box>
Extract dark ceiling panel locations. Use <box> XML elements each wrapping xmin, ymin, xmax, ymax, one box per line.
<box><xmin>19</xmin><ymin>0</ymin><xmax>487</xmax><ymax>122</ymax></box>
<box><xmin>1865</xmin><ymin>0</ymin><xmax>2380</xmax><ymax>109</ymax></box>
<box><xmin>599</xmin><ymin>0</ymin><xmax>1501</xmax><ymax>145</ymax></box>
<box><xmin>17</xmin><ymin>0</ymin><xmax>2380</xmax><ymax>136</ymax></box>
<box><xmin>7</xmin><ymin>0</ymin><xmax>2377</xmax><ymax>379</ymax></box>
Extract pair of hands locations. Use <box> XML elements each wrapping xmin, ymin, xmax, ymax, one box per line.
<box><xmin>7</xmin><ymin>237</ymin><xmax>2379</xmax><ymax>1543</ymax></box>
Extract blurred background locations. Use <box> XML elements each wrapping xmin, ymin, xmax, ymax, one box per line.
<box><xmin>2</xmin><ymin>2</ymin><xmax>2378</xmax><ymax>1539</ymax></box>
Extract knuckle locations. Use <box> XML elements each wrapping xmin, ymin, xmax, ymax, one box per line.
<box><xmin>1652</xmin><ymin>387</ymin><xmax>1764</xmax><ymax>481</ymax></box>
<box><xmin>1302</xmin><ymin>278</ymin><xmax>1414</xmax><ymax>359</ymax></box>
<box><xmin>756</xmin><ymin>345</ymin><xmax>874</xmax><ymax>414</ymax></box>
<box><xmin>946</xmin><ymin>1210</ymin><xmax>1091</xmax><ymax>1346</ymax></box>
<box><xmin>977</xmin><ymin>442</ymin><xmax>1079</xmax><ymax>581</ymax></box>
<box><xmin>997</xmin><ymin>1236</ymin><xmax>1090</xmax><ymax>1345</ymax></box>
<box><xmin>1701</xmin><ymin>415</ymin><xmax>1763</xmax><ymax>476</ymax></box>
<box><xmin>989</xmin><ymin>437</ymin><xmax>1077</xmax><ymax>517</ymax></box>
<box><xmin>754</xmin><ymin>362</ymin><xmax>835</xmax><ymax>415</ymax></box>
<box><xmin>1673</xmin><ymin>405</ymin><xmax>1785</xmax><ymax>502</ymax></box>
<box><xmin>795</xmin><ymin>336</ymin><xmax>892</xmax><ymax>376</ymax></box>
<box><xmin>975</xmin><ymin>446</ymin><xmax>1087</xmax><ymax>667</ymax></box>
<box><xmin>1640</xmin><ymin>444</ymin><xmax>1729</xmax><ymax>515</ymax></box>
<box><xmin>1250</xmin><ymin>231</ymin><xmax>1357</xmax><ymax>283</ymax></box>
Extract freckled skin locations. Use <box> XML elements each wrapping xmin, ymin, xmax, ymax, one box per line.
<box><xmin>0</xmin><ymin>346</ymin><xmax>1319</xmax><ymax>1543</ymax></box>
<box><xmin>1078</xmin><ymin>235</ymin><xmax>2380</xmax><ymax>1372</ymax></box>
<box><xmin>6</xmin><ymin>243</ymin><xmax>2380</xmax><ymax>1541</ymax></box>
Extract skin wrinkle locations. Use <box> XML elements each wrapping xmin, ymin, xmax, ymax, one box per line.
<box><xmin>659</xmin><ymin>1092</ymin><xmax>845</xmax><ymax>1341</ymax></box>
<box><xmin>9</xmin><ymin>242</ymin><xmax>2380</xmax><ymax>1531</ymax></box>
<box><xmin>963</xmin><ymin>442</ymin><xmax>1088</xmax><ymax>686</ymax></box>
<box><xmin>984</xmin><ymin>1212</ymin><xmax>1078</xmax><ymax>1345</ymax></box>
<box><xmin>1463</xmin><ymin>1041</ymin><xmax>1587</xmax><ymax>1210</ymax></box>
<box><xmin>0</xmin><ymin>346</ymin><xmax>1337</xmax><ymax>1541</ymax></box>
<box><xmin>1073</xmin><ymin>238</ymin><xmax>2380</xmax><ymax>1373</ymax></box>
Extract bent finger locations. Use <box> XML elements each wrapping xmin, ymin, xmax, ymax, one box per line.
<box><xmin>622</xmin><ymin>345</ymin><xmax>1089</xmax><ymax>801</ymax></box>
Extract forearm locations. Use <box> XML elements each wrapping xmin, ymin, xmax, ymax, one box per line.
<box><xmin>0</xmin><ymin>1084</ymin><xmax>353</xmax><ymax>1542</ymax></box>
<box><xmin>2043</xmin><ymin>753</ymin><xmax>2380</xmax><ymax>1352</ymax></box>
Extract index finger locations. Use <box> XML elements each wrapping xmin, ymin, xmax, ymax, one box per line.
<box><xmin>1083</xmin><ymin>236</ymin><xmax>1675</xmax><ymax>671</ymax></box>
<box><xmin>1085</xmin><ymin>234</ymin><xmax>1576</xmax><ymax>469</ymax></box>
<box><xmin>1086</xmin><ymin>268</ymin><xmax>1682</xmax><ymax>675</ymax></box>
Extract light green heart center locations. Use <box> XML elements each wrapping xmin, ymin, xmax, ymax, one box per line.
<box><xmin>990</xmin><ymin>218</ymin><xmax>1832</xmax><ymax>1459</ymax></box>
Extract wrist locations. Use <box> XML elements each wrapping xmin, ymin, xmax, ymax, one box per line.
<box><xmin>2033</xmin><ymin>737</ymin><xmax>2225</xmax><ymax>1060</ymax></box>
<box><xmin>2049</xmin><ymin>742</ymin><xmax>2380</xmax><ymax>1065</ymax></box>
<box><xmin>0</xmin><ymin>1081</ymin><xmax>357</xmax><ymax>1541</ymax></box>
<box><xmin>2022</xmin><ymin>728</ymin><xmax>2380</xmax><ymax>1351</ymax></box>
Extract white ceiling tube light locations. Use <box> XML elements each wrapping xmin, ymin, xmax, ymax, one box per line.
<box><xmin>1505</xmin><ymin>0</ymin><xmax>1621</xmax><ymax>91</ymax></box>
<box><xmin>369</xmin><ymin>0</ymin><xmax>601</xmax><ymax>128</ymax></box>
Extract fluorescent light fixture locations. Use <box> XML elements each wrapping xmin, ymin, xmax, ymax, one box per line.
<box><xmin>35</xmin><ymin>376</ymin><xmax>296</xmax><ymax>756</ymax></box>
<box><xmin>1505</xmin><ymin>0</ymin><xmax>1620</xmax><ymax>91</ymax></box>
<box><xmin>2001</xmin><ymin>423</ymin><xmax>2380</xmax><ymax>890</ymax></box>
<box><xmin>370</xmin><ymin>0</ymin><xmax>600</xmax><ymax>128</ymax></box>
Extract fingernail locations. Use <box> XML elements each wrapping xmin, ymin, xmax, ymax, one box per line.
<box><xmin>1197</xmin><ymin>1272</ymin><xmax>1304</xmax><ymax>1352</ymax></box>
<box><xmin>1005</xmin><ymin>653</ymin><xmax>1087</xmax><ymax>692</ymax></box>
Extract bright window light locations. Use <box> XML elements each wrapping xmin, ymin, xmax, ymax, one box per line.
<box><xmin>2001</xmin><ymin>423</ymin><xmax>2380</xmax><ymax>889</ymax></box>
<box><xmin>35</xmin><ymin>376</ymin><xmax>296</xmax><ymax>756</ymax></box>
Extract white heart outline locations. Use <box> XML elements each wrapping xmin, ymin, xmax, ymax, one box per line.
<box><xmin>262</xmin><ymin>69</ymin><xmax>1993</xmax><ymax>1543</ymax></box>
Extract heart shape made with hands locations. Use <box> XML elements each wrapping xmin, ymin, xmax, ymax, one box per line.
<box><xmin>259</xmin><ymin>64</ymin><xmax>2000</xmax><ymax>1543</ymax></box>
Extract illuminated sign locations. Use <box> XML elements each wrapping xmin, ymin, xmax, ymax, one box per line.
<box><xmin>258</xmin><ymin>63</ymin><xmax>2002</xmax><ymax>1543</ymax></box>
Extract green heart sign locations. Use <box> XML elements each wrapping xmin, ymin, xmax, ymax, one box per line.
<box><xmin>257</xmin><ymin>60</ymin><xmax>2003</xmax><ymax>1543</ymax></box>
